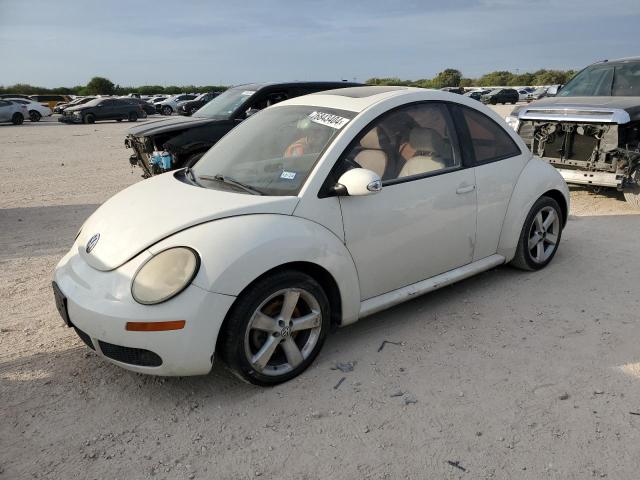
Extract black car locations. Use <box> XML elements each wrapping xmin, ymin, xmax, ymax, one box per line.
<box><xmin>481</xmin><ymin>88</ymin><xmax>519</xmax><ymax>105</ymax></box>
<box><xmin>125</xmin><ymin>81</ymin><xmax>361</xmax><ymax>177</ymax></box>
<box><xmin>122</xmin><ymin>97</ymin><xmax>157</xmax><ymax>115</ymax></box>
<box><xmin>59</xmin><ymin>98</ymin><xmax>144</xmax><ymax>124</ymax></box>
<box><xmin>440</xmin><ymin>86</ymin><xmax>465</xmax><ymax>95</ymax></box>
<box><xmin>178</xmin><ymin>91</ymin><xmax>221</xmax><ymax>116</ymax></box>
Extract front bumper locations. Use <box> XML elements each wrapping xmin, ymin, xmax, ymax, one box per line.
<box><xmin>53</xmin><ymin>247</ymin><xmax>236</xmax><ymax>376</ymax></box>
<box><xmin>58</xmin><ymin>114</ymin><xmax>82</xmax><ymax>123</ymax></box>
<box><xmin>554</xmin><ymin>168</ymin><xmax>623</xmax><ymax>189</ymax></box>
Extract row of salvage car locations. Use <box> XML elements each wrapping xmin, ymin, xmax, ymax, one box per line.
<box><xmin>125</xmin><ymin>58</ymin><xmax>640</xmax><ymax>209</ymax></box>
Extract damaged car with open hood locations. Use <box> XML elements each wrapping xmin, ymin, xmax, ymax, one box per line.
<box><xmin>505</xmin><ymin>57</ymin><xmax>640</xmax><ymax>208</ymax></box>
<box><xmin>124</xmin><ymin>81</ymin><xmax>360</xmax><ymax>177</ymax></box>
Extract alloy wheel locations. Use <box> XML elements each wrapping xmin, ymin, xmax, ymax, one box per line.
<box><xmin>527</xmin><ymin>205</ymin><xmax>560</xmax><ymax>263</ymax></box>
<box><xmin>244</xmin><ymin>288</ymin><xmax>322</xmax><ymax>377</ymax></box>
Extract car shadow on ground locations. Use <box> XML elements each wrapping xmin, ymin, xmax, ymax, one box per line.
<box><xmin>569</xmin><ymin>184</ymin><xmax>628</xmax><ymax>202</ymax></box>
<box><xmin>0</xmin><ymin>204</ymin><xmax>99</xmax><ymax>260</ymax></box>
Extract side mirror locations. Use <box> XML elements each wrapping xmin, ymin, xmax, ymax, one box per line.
<box><xmin>335</xmin><ymin>168</ymin><xmax>382</xmax><ymax>196</ymax></box>
<box><xmin>546</xmin><ymin>85</ymin><xmax>560</xmax><ymax>96</ymax></box>
<box><xmin>245</xmin><ymin>107</ymin><xmax>260</xmax><ymax>118</ymax></box>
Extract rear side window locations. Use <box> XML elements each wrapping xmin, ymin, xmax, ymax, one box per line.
<box><xmin>458</xmin><ymin>106</ymin><xmax>520</xmax><ymax>164</ymax></box>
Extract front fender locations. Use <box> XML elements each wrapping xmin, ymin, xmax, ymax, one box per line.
<box><xmin>497</xmin><ymin>157</ymin><xmax>570</xmax><ymax>261</ymax></box>
<box><xmin>149</xmin><ymin>214</ymin><xmax>361</xmax><ymax>325</ymax></box>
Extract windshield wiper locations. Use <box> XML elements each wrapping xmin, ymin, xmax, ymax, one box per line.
<box><xmin>198</xmin><ymin>174</ymin><xmax>264</xmax><ymax>195</ymax></box>
<box><xmin>184</xmin><ymin>166</ymin><xmax>202</xmax><ymax>187</ymax></box>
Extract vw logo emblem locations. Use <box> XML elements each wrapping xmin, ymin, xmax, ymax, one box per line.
<box><xmin>86</xmin><ymin>233</ymin><xmax>100</xmax><ymax>253</ymax></box>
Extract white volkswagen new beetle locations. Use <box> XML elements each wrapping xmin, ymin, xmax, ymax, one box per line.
<box><xmin>53</xmin><ymin>86</ymin><xmax>569</xmax><ymax>385</ymax></box>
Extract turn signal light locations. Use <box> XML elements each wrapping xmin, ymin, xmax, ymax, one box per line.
<box><xmin>126</xmin><ymin>320</ymin><xmax>186</xmax><ymax>332</ymax></box>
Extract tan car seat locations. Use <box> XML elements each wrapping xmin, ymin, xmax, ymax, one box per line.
<box><xmin>398</xmin><ymin>128</ymin><xmax>446</xmax><ymax>177</ymax></box>
<box><xmin>354</xmin><ymin>128</ymin><xmax>388</xmax><ymax>178</ymax></box>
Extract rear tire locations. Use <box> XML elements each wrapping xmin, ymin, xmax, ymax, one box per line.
<box><xmin>84</xmin><ymin>113</ymin><xmax>95</xmax><ymax>124</ymax></box>
<box><xmin>128</xmin><ymin>112</ymin><xmax>138</xmax><ymax>122</ymax></box>
<box><xmin>511</xmin><ymin>196</ymin><xmax>563</xmax><ymax>271</ymax></box>
<box><xmin>11</xmin><ymin>113</ymin><xmax>24</xmax><ymax>125</ymax></box>
<box><xmin>29</xmin><ymin>110</ymin><xmax>41</xmax><ymax>122</ymax></box>
<box><xmin>219</xmin><ymin>270</ymin><xmax>330</xmax><ymax>386</ymax></box>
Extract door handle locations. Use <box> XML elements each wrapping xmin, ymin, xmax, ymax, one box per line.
<box><xmin>456</xmin><ymin>184</ymin><xmax>476</xmax><ymax>194</ymax></box>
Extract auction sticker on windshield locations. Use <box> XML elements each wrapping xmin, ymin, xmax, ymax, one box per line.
<box><xmin>308</xmin><ymin>111</ymin><xmax>350</xmax><ymax>129</ymax></box>
<box><xmin>241</xmin><ymin>91</ymin><xmax>256</xmax><ymax>96</ymax></box>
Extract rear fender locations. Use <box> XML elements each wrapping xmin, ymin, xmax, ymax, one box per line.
<box><xmin>497</xmin><ymin>157</ymin><xmax>570</xmax><ymax>261</ymax></box>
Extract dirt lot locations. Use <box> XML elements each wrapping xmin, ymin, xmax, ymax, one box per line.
<box><xmin>2</xmin><ymin>111</ymin><xmax>640</xmax><ymax>480</ymax></box>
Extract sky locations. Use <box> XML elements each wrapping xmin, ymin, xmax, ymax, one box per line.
<box><xmin>1</xmin><ymin>0</ymin><xmax>639</xmax><ymax>88</ymax></box>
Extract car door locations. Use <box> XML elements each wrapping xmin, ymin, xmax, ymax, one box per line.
<box><xmin>337</xmin><ymin>102</ymin><xmax>477</xmax><ymax>300</ymax></box>
<box><xmin>451</xmin><ymin>104</ymin><xmax>529</xmax><ymax>260</ymax></box>
<box><xmin>0</xmin><ymin>100</ymin><xmax>10</xmax><ymax>121</ymax></box>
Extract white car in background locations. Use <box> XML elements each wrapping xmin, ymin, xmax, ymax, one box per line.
<box><xmin>53</xmin><ymin>86</ymin><xmax>569</xmax><ymax>385</ymax></box>
<box><xmin>156</xmin><ymin>94</ymin><xmax>198</xmax><ymax>115</ymax></box>
<box><xmin>517</xmin><ymin>89</ymin><xmax>530</xmax><ymax>102</ymax></box>
<box><xmin>0</xmin><ymin>99</ymin><xmax>29</xmax><ymax>124</ymax></box>
<box><xmin>6</xmin><ymin>98</ymin><xmax>52</xmax><ymax>122</ymax></box>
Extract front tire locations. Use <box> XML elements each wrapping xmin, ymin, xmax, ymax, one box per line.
<box><xmin>623</xmin><ymin>168</ymin><xmax>640</xmax><ymax>210</ymax></box>
<box><xmin>84</xmin><ymin>113</ymin><xmax>95</xmax><ymax>124</ymax></box>
<box><xmin>511</xmin><ymin>196</ymin><xmax>563</xmax><ymax>271</ymax></box>
<box><xmin>162</xmin><ymin>105</ymin><xmax>173</xmax><ymax>116</ymax></box>
<box><xmin>11</xmin><ymin>113</ymin><xmax>24</xmax><ymax>125</ymax></box>
<box><xmin>29</xmin><ymin>110</ymin><xmax>41</xmax><ymax>122</ymax></box>
<box><xmin>219</xmin><ymin>270</ymin><xmax>330</xmax><ymax>386</ymax></box>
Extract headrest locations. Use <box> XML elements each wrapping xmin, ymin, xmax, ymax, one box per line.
<box><xmin>409</xmin><ymin>127</ymin><xmax>445</xmax><ymax>154</ymax></box>
<box><xmin>360</xmin><ymin>128</ymin><xmax>382</xmax><ymax>149</ymax></box>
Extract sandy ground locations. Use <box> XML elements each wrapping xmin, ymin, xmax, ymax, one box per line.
<box><xmin>1</xmin><ymin>111</ymin><xmax>640</xmax><ymax>480</ymax></box>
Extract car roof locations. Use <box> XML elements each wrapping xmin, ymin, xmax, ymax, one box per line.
<box><xmin>592</xmin><ymin>56</ymin><xmax>640</xmax><ymax>66</ymax></box>
<box><xmin>277</xmin><ymin>86</ymin><xmax>496</xmax><ymax>113</ymax></box>
<box><xmin>229</xmin><ymin>81</ymin><xmax>362</xmax><ymax>91</ymax></box>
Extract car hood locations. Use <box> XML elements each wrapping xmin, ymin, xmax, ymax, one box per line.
<box><xmin>522</xmin><ymin>96</ymin><xmax>640</xmax><ymax>122</ymax></box>
<box><xmin>127</xmin><ymin>115</ymin><xmax>217</xmax><ymax>136</ymax></box>
<box><xmin>76</xmin><ymin>172</ymin><xmax>299</xmax><ymax>271</ymax></box>
<box><xmin>65</xmin><ymin>105</ymin><xmax>89</xmax><ymax>112</ymax></box>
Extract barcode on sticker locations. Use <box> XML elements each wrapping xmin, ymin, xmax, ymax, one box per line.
<box><xmin>308</xmin><ymin>111</ymin><xmax>350</xmax><ymax>129</ymax></box>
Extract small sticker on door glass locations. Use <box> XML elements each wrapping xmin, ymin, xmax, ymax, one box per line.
<box><xmin>241</xmin><ymin>90</ymin><xmax>256</xmax><ymax>96</ymax></box>
<box><xmin>308</xmin><ymin>111</ymin><xmax>350</xmax><ymax>129</ymax></box>
<box><xmin>280</xmin><ymin>170</ymin><xmax>296</xmax><ymax>180</ymax></box>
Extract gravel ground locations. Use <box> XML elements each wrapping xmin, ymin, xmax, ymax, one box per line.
<box><xmin>2</xmin><ymin>111</ymin><xmax>640</xmax><ymax>480</ymax></box>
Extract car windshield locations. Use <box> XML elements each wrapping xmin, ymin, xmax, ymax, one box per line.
<box><xmin>192</xmin><ymin>105</ymin><xmax>356</xmax><ymax>196</ymax></box>
<box><xmin>489</xmin><ymin>89</ymin><xmax>501</xmax><ymax>95</ymax></box>
<box><xmin>192</xmin><ymin>87</ymin><xmax>256</xmax><ymax>119</ymax></box>
<box><xmin>558</xmin><ymin>62</ymin><xmax>640</xmax><ymax>97</ymax></box>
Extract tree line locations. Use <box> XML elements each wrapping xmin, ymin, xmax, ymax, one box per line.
<box><xmin>366</xmin><ymin>68</ymin><xmax>577</xmax><ymax>88</ymax></box>
<box><xmin>0</xmin><ymin>77</ymin><xmax>228</xmax><ymax>96</ymax></box>
<box><xmin>1</xmin><ymin>68</ymin><xmax>578</xmax><ymax>96</ymax></box>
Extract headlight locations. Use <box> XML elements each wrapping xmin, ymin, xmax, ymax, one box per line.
<box><xmin>73</xmin><ymin>110</ymin><xmax>82</xmax><ymax>116</ymax></box>
<box><xmin>131</xmin><ymin>247</ymin><xmax>200</xmax><ymax>305</ymax></box>
<box><xmin>505</xmin><ymin>115</ymin><xmax>520</xmax><ymax>131</ymax></box>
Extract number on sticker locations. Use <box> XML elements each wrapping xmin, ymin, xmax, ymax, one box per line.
<box><xmin>308</xmin><ymin>111</ymin><xmax>350</xmax><ymax>129</ymax></box>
